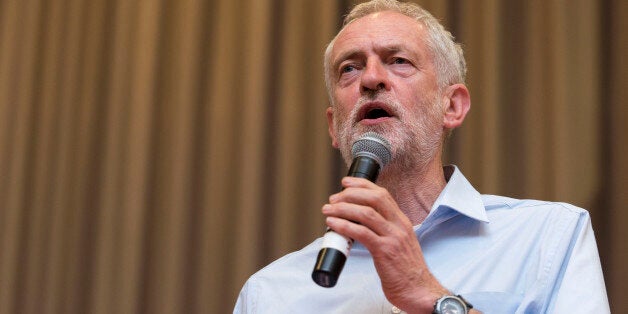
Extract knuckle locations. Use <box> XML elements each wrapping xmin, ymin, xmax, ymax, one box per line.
<box><xmin>374</xmin><ymin>186</ymin><xmax>388</xmax><ymax>198</ymax></box>
<box><xmin>361</xmin><ymin>207</ymin><xmax>377</xmax><ymax>222</ymax></box>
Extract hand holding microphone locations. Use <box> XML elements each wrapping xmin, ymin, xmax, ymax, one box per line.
<box><xmin>312</xmin><ymin>132</ymin><xmax>391</xmax><ymax>287</ymax></box>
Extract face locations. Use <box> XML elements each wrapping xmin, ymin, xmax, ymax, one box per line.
<box><xmin>326</xmin><ymin>11</ymin><xmax>445</xmax><ymax>169</ymax></box>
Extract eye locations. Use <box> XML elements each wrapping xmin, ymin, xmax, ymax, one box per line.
<box><xmin>341</xmin><ymin>64</ymin><xmax>356</xmax><ymax>73</ymax></box>
<box><xmin>391</xmin><ymin>57</ymin><xmax>409</xmax><ymax>65</ymax></box>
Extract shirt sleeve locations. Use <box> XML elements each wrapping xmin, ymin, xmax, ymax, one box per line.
<box><xmin>548</xmin><ymin>211</ymin><xmax>609</xmax><ymax>313</ymax></box>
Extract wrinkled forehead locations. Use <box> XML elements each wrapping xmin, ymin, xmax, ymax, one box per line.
<box><xmin>330</xmin><ymin>11</ymin><xmax>429</xmax><ymax>63</ymax></box>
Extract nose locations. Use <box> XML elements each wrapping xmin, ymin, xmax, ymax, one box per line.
<box><xmin>360</xmin><ymin>59</ymin><xmax>390</xmax><ymax>93</ymax></box>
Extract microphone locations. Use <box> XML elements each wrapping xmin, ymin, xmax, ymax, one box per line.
<box><xmin>312</xmin><ymin>132</ymin><xmax>392</xmax><ymax>287</ymax></box>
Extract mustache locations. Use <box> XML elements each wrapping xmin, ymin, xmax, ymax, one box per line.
<box><xmin>348</xmin><ymin>94</ymin><xmax>403</xmax><ymax>124</ymax></box>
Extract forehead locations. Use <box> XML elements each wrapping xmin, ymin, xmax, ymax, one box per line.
<box><xmin>331</xmin><ymin>11</ymin><xmax>428</xmax><ymax>62</ymax></box>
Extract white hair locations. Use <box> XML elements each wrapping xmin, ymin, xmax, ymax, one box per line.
<box><xmin>324</xmin><ymin>0</ymin><xmax>467</xmax><ymax>99</ymax></box>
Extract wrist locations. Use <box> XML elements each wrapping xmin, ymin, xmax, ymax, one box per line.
<box><xmin>402</xmin><ymin>288</ymin><xmax>448</xmax><ymax>314</ymax></box>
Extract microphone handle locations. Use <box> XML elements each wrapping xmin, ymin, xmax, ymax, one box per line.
<box><xmin>346</xmin><ymin>155</ymin><xmax>381</xmax><ymax>181</ymax></box>
<box><xmin>311</xmin><ymin>156</ymin><xmax>380</xmax><ymax>287</ymax></box>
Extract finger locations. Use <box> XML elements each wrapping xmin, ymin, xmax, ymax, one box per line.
<box><xmin>325</xmin><ymin>216</ymin><xmax>380</xmax><ymax>246</ymax></box>
<box><xmin>322</xmin><ymin>202</ymin><xmax>392</xmax><ymax>236</ymax></box>
<box><xmin>340</xmin><ymin>176</ymin><xmax>377</xmax><ymax>189</ymax></box>
<box><xmin>329</xmin><ymin>186</ymin><xmax>403</xmax><ymax>223</ymax></box>
<box><xmin>327</xmin><ymin>177</ymin><xmax>373</xmax><ymax>204</ymax></box>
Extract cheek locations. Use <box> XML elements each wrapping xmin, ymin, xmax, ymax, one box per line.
<box><xmin>405</xmin><ymin>92</ymin><xmax>442</xmax><ymax>124</ymax></box>
<box><xmin>335</xmin><ymin>87</ymin><xmax>358</xmax><ymax>105</ymax></box>
<box><xmin>333</xmin><ymin>91</ymin><xmax>357</xmax><ymax>117</ymax></box>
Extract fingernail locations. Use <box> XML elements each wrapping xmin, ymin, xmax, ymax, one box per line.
<box><xmin>322</xmin><ymin>204</ymin><xmax>332</xmax><ymax>213</ymax></box>
<box><xmin>329</xmin><ymin>194</ymin><xmax>338</xmax><ymax>203</ymax></box>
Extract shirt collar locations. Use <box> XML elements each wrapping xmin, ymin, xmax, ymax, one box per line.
<box><xmin>429</xmin><ymin>165</ymin><xmax>489</xmax><ymax>223</ymax></box>
<box><xmin>354</xmin><ymin>165</ymin><xmax>487</xmax><ymax>251</ymax></box>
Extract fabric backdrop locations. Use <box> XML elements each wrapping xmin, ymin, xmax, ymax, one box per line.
<box><xmin>0</xmin><ymin>0</ymin><xmax>626</xmax><ymax>313</ymax></box>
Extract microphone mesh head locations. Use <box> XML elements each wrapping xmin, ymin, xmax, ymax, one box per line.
<box><xmin>351</xmin><ymin>132</ymin><xmax>392</xmax><ymax>167</ymax></box>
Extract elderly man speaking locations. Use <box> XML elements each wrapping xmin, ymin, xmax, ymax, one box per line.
<box><xmin>234</xmin><ymin>1</ymin><xmax>609</xmax><ymax>313</ymax></box>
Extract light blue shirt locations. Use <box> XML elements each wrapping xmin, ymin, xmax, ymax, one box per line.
<box><xmin>234</xmin><ymin>166</ymin><xmax>609</xmax><ymax>313</ymax></box>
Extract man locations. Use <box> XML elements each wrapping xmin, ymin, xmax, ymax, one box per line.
<box><xmin>234</xmin><ymin>0</ymin><xmax>609</xmax><ymax>313</ymax></box>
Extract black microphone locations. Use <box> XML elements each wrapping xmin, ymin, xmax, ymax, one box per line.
<box><xmin>312</xmin><ymin>132</ymin><xmax>392</xmax><ymax>287</ymax></box>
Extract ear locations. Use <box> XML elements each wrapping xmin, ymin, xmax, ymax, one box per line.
<box><xmin>442</xmin><ymin>83</ymin><xmax>471</xmax><ymax>129</ymax></box>
<box><xmin>326</xmin><ymin>107</ymin><xmax>339</xmax><ymax>148</ymax></box>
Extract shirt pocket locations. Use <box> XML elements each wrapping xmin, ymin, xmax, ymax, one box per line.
<box><xmin>462</xmin><ymin>291</ymin><xmax>523</xmax><ymax>314</ymax></box>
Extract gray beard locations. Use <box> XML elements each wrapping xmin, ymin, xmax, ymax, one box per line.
<box><xmin>334</xmin><ymin>94</ymin><xmax>444</xmax><ymax>180</ymax></box>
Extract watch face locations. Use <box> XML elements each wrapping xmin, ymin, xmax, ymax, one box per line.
<box><xmin>440</xmin><ymin>297</ymin><xmax>466</xmax><ymax>314</ymax></box>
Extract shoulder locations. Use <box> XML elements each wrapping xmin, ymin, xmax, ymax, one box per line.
<box><xmin>241</xmin><ymin>238</ymin><xmax>322</xmax><ymax>293</ymax></box>
<box><xmin>479</xmin><ymin>194</ymin><xmax>592</xmax><ymax>244</ymax></box>
<box><xmin>235</xmin><ymin>239</ymin><xmax>324</xmax><ymax>313</ymax></box>
<box><xmin>482</xmin><ymin>194</ymin><xmax>589</xmax><ymax>217</ymax></box>
<box><xmin>254</xmin><ymin>239</ymin><xmax>322</xmax><ymax>277</ymax></box>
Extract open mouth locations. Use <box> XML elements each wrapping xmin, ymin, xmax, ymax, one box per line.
<box><xmin>364</xmin><ymin>108</ymin><xmax>391</xmax><ymax>119</ymax></box>
<box><xmin>357</xmin><ymin>103</ymin><xmax>394</xmax><ymax>123</ymax></box>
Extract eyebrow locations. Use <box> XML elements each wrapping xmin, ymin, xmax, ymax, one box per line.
<box><xmin>332</xmin><ymin>44</ymin><xmax>411</xmax><ymax>72</ymax></box>
<box><xmin>332</xmin><ymin>49</ymin><xmax>364</xmax><ymax>72</ymax></box>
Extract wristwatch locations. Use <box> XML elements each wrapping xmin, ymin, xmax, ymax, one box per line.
<box><xmin>433</xmin><ymin>295</ymin><xmax>473</xmax><ymax>314</ymax></box>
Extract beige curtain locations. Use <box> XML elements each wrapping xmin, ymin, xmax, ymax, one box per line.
<box><xmin>0</xmin><ymin>0</ymin><xmax>626</xmax><ymax>313</ymax></box>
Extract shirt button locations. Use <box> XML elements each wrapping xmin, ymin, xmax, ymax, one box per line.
<box><xmin>391</xmin><ymin>306</ymin><xmax>402</xmax><ymax>313</ymax></box>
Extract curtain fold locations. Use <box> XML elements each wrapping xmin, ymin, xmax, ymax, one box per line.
<box><xmin>0</xmin><ymin>0</ymin><xmax>626</xmax><ymax>312</ymax></box>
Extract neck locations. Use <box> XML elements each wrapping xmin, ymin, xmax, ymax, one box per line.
<box><xmin>376</xmin><ymin>157</ymin><xmax>447</xmax><ymax>225</ymax></box>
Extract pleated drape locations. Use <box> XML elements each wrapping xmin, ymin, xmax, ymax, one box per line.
<box><xmin>0</xmin><ymin>0</ymin><xmax>626</xmax><ymax>313</ymax></box>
